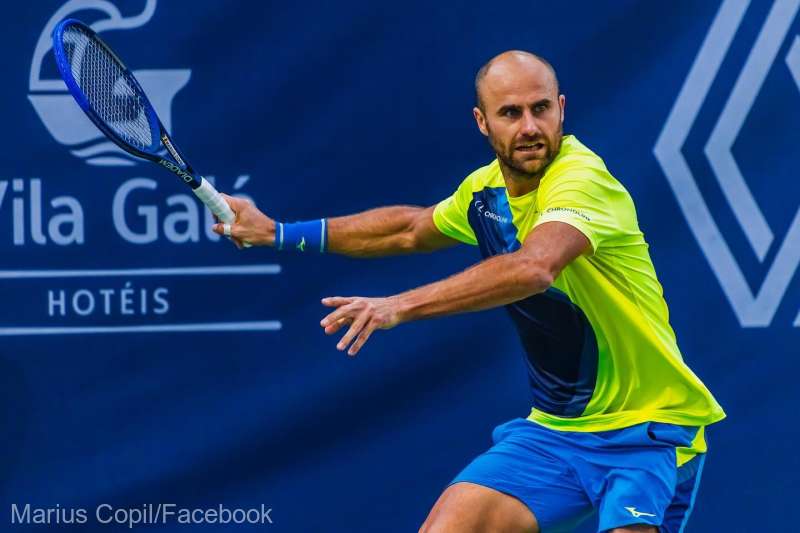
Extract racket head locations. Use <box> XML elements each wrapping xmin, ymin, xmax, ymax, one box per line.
<box><xmin>52</xmin><ymin>19</ymin><xmax>162</xmax><ymax>159</ymax></box>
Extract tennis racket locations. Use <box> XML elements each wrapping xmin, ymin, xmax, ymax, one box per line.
<box><xmin>51</xmin><ymin>18</ymin><xmax>237</xmax><ymax>229</ymax></box>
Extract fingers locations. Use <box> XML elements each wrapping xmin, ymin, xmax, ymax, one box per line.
<box><xmin>319</xmin><ymin>298</ymin><xmax>386</xmax><ymax>356</ymax></box>
<box><xmin>220</xmin><ymin>193</ymin><xmax>251</xmax><ymax>212</ymax></box>
<box><xmin>336</xmin><ymin>311</ymin><xmax>370</xmax><ymax>352</ymax></box>
<box><xmin>210</xmin><ymin>193</ymin><xmax>244</xmax><ymax>238</ymax></box>
<box><xmin>321</xmin><ymin>296</ymin><xmax>354</xmax><ymax>308</ymax></box>
<box><xmin>347</xmin><ymin>320</ymin><xmax>377</xmax><ymax>356</ymax></box>
<box><xmin>212</xmin><ymin>222</ymin><xmax>242</xmax><ymax>238</ymax></box>
<box><xmin>211</xmin><ymin>223</ymin><xmax>245</xmax><ymax>249</ymax></box>
<box><xmin>323</xmin><ymin>317</ymin><xmax>351</xmax><ymax>335</ymax></box>
<box><xmin>209</xmin><ymin>193</ymin><xmax>269</xmax><ymax>247</ymax></box>
<box><xmin>319</xmin><ymin>300</ymin><xmax>358</xmax><ymax>329</ymax></box>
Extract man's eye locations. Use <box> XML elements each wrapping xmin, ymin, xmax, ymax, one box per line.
<box><xmin>534</xmin><ymin>104</ymin><xmax>548</xmax><ymax>114</ymax></box>
<box><xmin>502</xmin><ymin>108</ymin><xmax>520</xmax><ymax>117</ymax></box>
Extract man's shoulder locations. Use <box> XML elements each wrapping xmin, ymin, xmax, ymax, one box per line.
<box><xmin>546</xmin><ymin>135</ymin><xmax>610</xmax><ymax>176</ymax></box>
<box><xmin>542</xmin><ymin>136</ymin><xmax>627</xmax><ymax>197</ymax></box>
<box><xmin>461</xmin><ymin>159</ymin><xmax>503</xmax><ymax>191</ymax></box>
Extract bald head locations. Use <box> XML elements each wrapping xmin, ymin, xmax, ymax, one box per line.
<box><xmin>471</xmin><ymin>50</ymin><xmax>565</xmax><ymax>184</ymax></box>
<box><xmin>474</xmin><ymin>51</ymin><xmax>560</xmax><ymax>111</ymax></box>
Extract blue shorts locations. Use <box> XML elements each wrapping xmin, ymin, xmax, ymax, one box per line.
<box><xmin>451</xmin><ymin>418</ymin><xmax>706</xmax><ymax>533</ymax></box>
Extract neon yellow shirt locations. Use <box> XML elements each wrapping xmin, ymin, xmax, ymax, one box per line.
<box><xmin>433</xmin><ymin>135</ymin><xmax>725</xmax><ymax>463</ymax></box>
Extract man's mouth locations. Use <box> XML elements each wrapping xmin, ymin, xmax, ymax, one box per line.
<box><xmin>515</xmin><ymin>142</ymin><xmax>545</xmax><ymax>152</ymax></box>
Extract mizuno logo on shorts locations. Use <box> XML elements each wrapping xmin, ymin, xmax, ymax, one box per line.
<box><xmin>625</xmin><ymin>507</ymin><xmax>656</xmax><ymax>518</ymax></box>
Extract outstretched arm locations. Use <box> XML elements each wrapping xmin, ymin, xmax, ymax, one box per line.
<box><xmin>213</xmin><ymin>196</ymin><xmax>457</xmax><ymax>257</ymax></box>
<box><xmin>326</xmin><ymin>205</ymin><xmax>457</xmax><ymax>256</ymax></box>
<box><xmin>320</xmin><ymin>221</ymin><xmax>590</xmax><ymax>355</ymax></box>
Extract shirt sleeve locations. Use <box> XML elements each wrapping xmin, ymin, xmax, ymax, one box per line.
<box><xmin>532</xmin><ymin>167</ymin><xmax>625</xmax><ymax>253</ymax></box>
<box><xmin>432</xmin><ymin>175</ymin><xmax>478</xmax><ymax>245</ymax></box>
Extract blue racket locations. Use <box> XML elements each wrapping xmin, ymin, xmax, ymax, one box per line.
<box><xmin>51</xmin><ymin>18</ymin><xmax>236</xmax><ymax>226</ymax></box>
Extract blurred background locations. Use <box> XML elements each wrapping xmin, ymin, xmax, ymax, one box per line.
<box><xmin>2</xmin><ymin>1</ymin><xmax>798</xmax><ymax>531</ymax></box>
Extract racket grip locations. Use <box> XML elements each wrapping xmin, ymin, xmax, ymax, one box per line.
<box><xmin>193</xmin><ymin>179</ymin><xmax>252</xmax><ymax>247</ymax></box>
<box><xmin>194</xmin><ymin>178</ymin><xmax>235</xmax><ymax>223</ymax></box>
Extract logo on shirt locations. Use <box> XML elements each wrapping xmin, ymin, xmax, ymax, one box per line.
<box><xmin>654</xmin><ymin>0</ymin><xmax>800</xmax><ymax>327</ymax></box>
<box><xmin>544</xmin><ymin>207</ymin><xmax>591</xmax><ymax>222</ymax></box>
<box><xmin>474</xmin><ymin>200</ymin><xmax>509</xmax><ymax>224</ymax></box>
<box><xmin>624</xmin><ymin>507</ymin><xmax>656</xmax><ymax>519</ymax></box>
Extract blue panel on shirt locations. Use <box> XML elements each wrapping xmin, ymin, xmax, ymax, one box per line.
<box><xmin>467</xmin><ymin>187</ymin><xmax>599</xmax><ymax>417</ymax></box>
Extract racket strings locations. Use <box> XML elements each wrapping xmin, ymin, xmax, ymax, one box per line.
<box><xmin>62</xmin><ymin>26</ymin><xmax>154</xmax><ymax>151</ymax></box>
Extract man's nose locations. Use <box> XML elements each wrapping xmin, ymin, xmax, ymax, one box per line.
<box><xmin>520</xmin><ymin>111</ymin><xmax>540</xmax><ymax>137</ymax></box>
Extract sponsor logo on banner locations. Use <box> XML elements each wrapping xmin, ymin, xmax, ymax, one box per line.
<box><xmin>655</xmin><ymin>0</ymin><xmax>800</xmax><ymax>327</ymax></box>
<box><xmin>1</xmin><ymin>0</ymin><xmax>281</xmax><ymax>336</ymax></box>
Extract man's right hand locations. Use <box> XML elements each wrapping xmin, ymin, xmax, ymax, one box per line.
<box><xmin>211</xmin><ymin>194</ymin><xmax>276</xmax><ymax>248</ymax></box>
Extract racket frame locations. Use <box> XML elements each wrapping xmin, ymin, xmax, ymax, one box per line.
<box><xmin>52</xmin><ymin>18</ymin><xmax>237</xmax><ymax>226</ymax></box>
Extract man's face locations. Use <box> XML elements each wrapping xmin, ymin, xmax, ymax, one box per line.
<box><xmin>474</xmin><ymin>61</ymin><xmax>565</xmax><ymax>180</ymax></box>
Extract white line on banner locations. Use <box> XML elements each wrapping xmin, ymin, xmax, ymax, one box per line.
<box><xmin>0</xmin><ymin>321</ymin><xmax>282</xmax><ymax>336</ymax></box>
<box><xmin>0</xmin><ymin>265</ymin><xmax>281</xmax><ymax>278</ymax></box>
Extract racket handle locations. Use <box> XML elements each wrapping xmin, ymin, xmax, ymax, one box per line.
<box><xmin>194</xmin><ymin>178</ymin><xmax>235</xmax><ymax>223</ymax></box>
<box><xmin>193</xmin><ymin>178</ymin><xmax>252</xmax><ymax>247</ymax></box>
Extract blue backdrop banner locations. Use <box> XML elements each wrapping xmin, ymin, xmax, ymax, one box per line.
<box><xmin>2</xmin><ymin>1</ymin><xmax>798</xmax><ymax>531</ymax></box>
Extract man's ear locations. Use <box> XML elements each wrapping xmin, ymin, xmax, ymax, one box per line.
<box><xmin>473</xmin><ymin>107</ymin><xmax>489</xmax><ymax>137</ymax></box>
<box><xmin>559</xmin><ymin>94</ymin><xmax>566</xmax><ymax>126</ymax></box>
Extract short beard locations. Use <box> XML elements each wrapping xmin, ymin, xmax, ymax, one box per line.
<box><xmin>488</xmin><ymin>125</ymin><xmax>563</xmax><ymax>182</ymax></box>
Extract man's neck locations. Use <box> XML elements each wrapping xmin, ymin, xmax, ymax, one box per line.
<box><xmin>498</xmin><ymin>161</ymin><xmax>542</xmax><ymax>197</ymax></box>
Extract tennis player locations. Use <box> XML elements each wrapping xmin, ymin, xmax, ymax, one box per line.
<box><xmin>213</xmin><ymin>50</ymin><xmax>725</xmax><ymax>533</ymax></box>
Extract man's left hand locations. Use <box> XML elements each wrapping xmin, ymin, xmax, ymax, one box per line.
<box><xmin>320</xmin><ymin>296</ymin><xmax>403</xmax><ymax>356</ymax></box>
